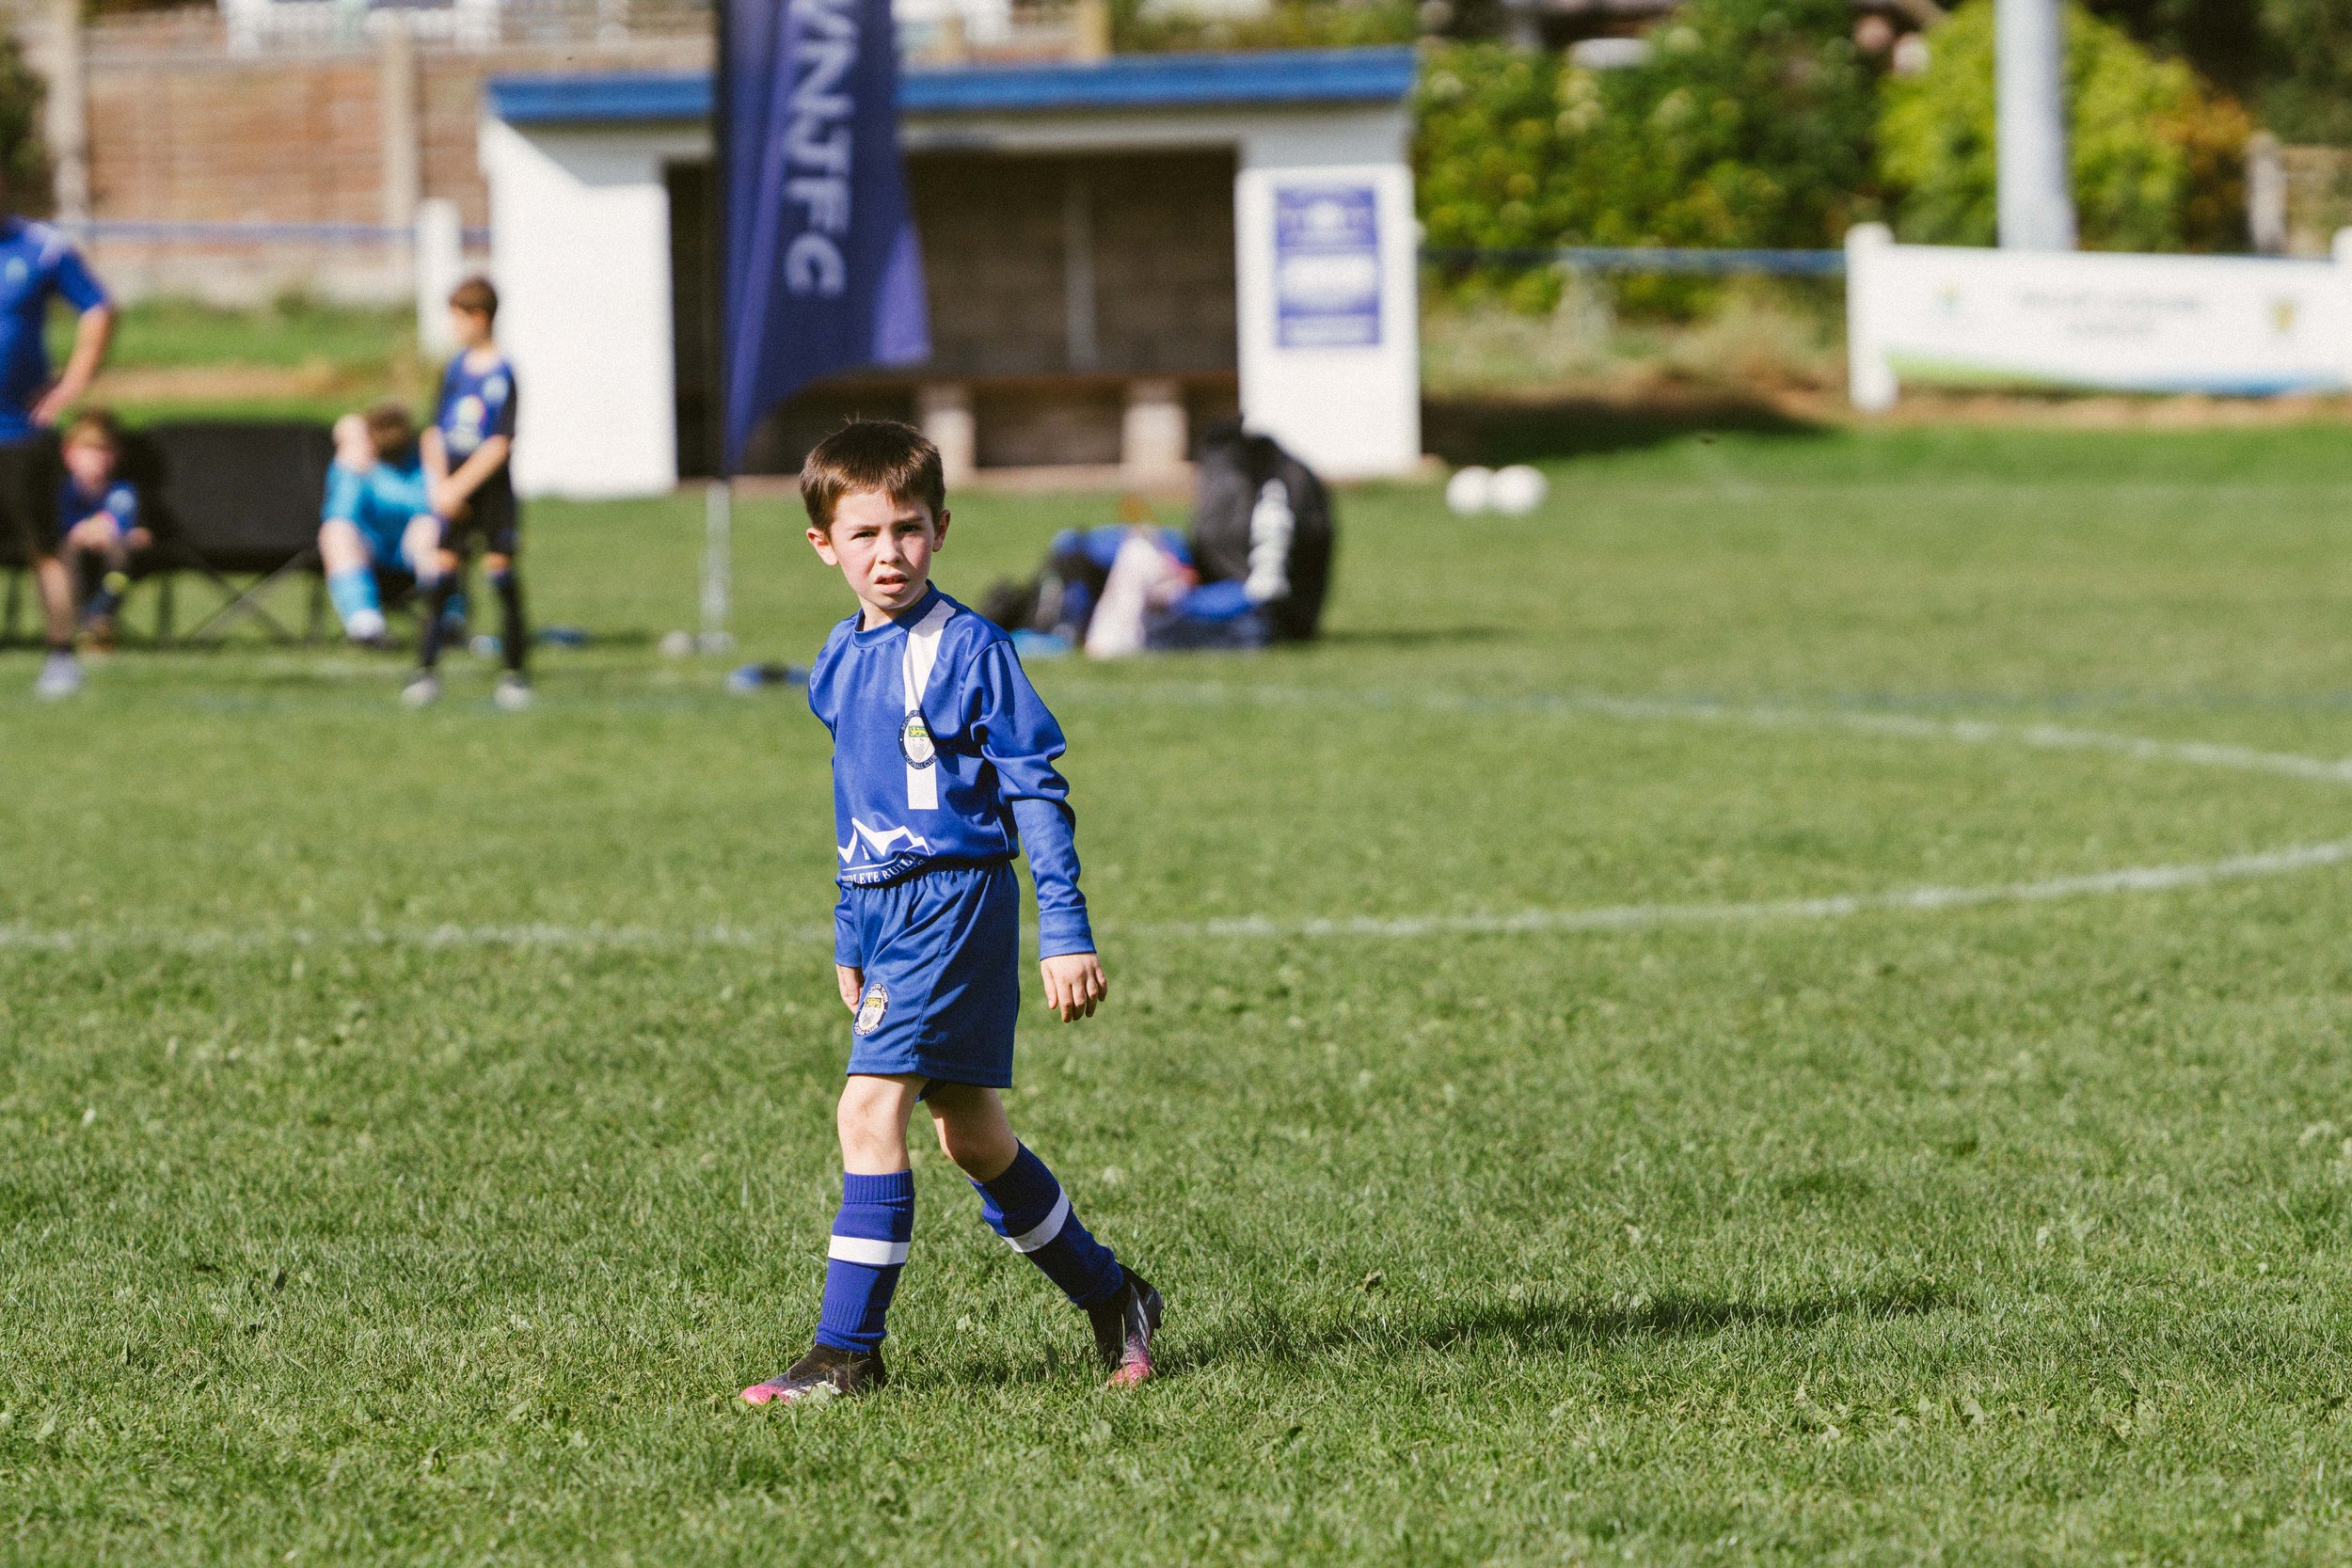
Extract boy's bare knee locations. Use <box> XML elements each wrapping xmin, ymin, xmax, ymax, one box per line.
<box><xmin>927</xmin><ymin>1086</ymin><xmax>1018</xmax><ymax>1180</ymax></box>
<box><xmin>835</xmin><ymin>1075</ymin><xmax>917</xmax><ymax>1172</ymax></box>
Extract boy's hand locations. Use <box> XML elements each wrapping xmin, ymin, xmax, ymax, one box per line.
<box><xmin>836</xmin><ymin>964</ymin><xmax>865</xmax><ymax>1011</ymax></box>
<box><xmin>1041</xmin><ymin>953</ymin><xmax>1106</xmax><ymax>1022</ymax></box>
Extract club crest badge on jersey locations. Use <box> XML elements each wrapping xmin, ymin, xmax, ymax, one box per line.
<box><xmin>899</xmin><ymin>712</ymin><xmax>936</xmax><ymax>768</ymax></box>
<box><xmin>854</xmin><ymin>980</ymin><xmax>889</xmax><ymax>1036</ymax></box>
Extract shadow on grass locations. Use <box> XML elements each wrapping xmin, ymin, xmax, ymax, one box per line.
<box><xmin>1160</xmin><ymin>1280</ymin><xmax>1958</xmax><ymax>1378</ymax></box>
<box><xmin>1317</xmin><ymin>626</ymin><xmax>1509</xmax><ymax>649</ymax></box>
<box><xmin>1422</xmin><ymin>393</ymin><xmax>1829</xmax><ymax>467</ymax></box>
<box><xmin>930</xmin><ymin>1280</ymin><xmax>1956</xmax><ymax>1389</ymax></box>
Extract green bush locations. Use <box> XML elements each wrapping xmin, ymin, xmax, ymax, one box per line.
<box><xmin>1879</xmin><ymin>0</ymin><xmax>2249</xmax><ymax>251</ymax></box>
<box><xmin>1416</xmin><ymin>0</ymin><xmax>1876</xmax><ymax>312</ymax></box>
<box><xmin>0</xmin><ymin>27</ymin><xmax>49</xmax><ymax>212</ymax></box>
<box><xmin>1112</xmin><ymin>0</ymin><xmax>1418</xmax><ymax>54</ymax></box>
<box><xmin>2253</xmin><ymin>0</ymin><xmax>2352</xmax><ymax>147</ymax></box>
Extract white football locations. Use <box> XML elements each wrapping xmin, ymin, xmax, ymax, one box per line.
<box><xmin>1489</xmin><ymin>464</ymin><xmax>1549</xmax><ymax>515</ymax></box>
<box><xmin>658</xmin><ymin>629</ymin><xmax>695</xmax><ymax>659</ymax></box>
<box><xmin>1444</xmin><ymin>466</ymin><xmax>1494</xmax><ymax>515</ymax></box>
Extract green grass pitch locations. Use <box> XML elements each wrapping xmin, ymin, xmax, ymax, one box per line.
<box><xmin>8</xmin><ymin>422</ymin><xmax>2352</xmax><ymax>1563</ymax></box>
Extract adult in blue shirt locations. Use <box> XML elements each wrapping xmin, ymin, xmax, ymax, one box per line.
<box><xmin>0</xmin><ymin>197</ymin><xmax>115</xmax><ymax>700</ymax></box>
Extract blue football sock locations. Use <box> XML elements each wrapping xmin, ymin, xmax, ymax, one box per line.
<box><xmin>815</xmin><ymin>1169</ymin><xmax>914</xmax><ymax>1354</ymax></box>
<box><xmin>84</xmin><ymin>571</ymin><xmax>127</xmax><ymax>621</ymax></box>
<box><xmin>975</xmin><ymin>1145</ymin><xmax>1124</xmax><ymax>1308</ymax></box>
<box><xmin>326</xmin><ymin>566</ymin><xmax>380</xmax><ymax>628</ymax></box>
<box><xmin>490</xmin><ymin>568</ymin><xmax>527</xmax><ymax>673</ymax></box>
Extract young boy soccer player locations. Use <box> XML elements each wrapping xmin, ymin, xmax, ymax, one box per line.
<box><xmin>739</xmin><ymin>420</ymin><xmax>1161</xmax><ymax>1407</ymax></box>
<box><xmin>408</xmin><ymin>277</ymin><xmax>528</xmax><ymax>711</ymax></box>
<box><xmin>53</xmin><ymin>410</ymin><xmax>147</xmax><ymax>649</ymax></box>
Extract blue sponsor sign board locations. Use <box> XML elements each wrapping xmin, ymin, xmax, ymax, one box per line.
<box><xmin>1274</xmin><ymin>184</ymin><xmax>1380</xmax><ymax>350</ymax></box>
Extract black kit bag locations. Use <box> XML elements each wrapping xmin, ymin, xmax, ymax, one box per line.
<box><xmin>1186</xmin><ymin>420</ymin><xmax>1335</xmax><ymax>643</ymax></box>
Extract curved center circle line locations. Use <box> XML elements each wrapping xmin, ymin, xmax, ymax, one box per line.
<box><xmin>1059</xmin><ymin>680</ymin><xmax>2352</xmax><ymax>937</ymax></box>
<box><xmin>1065</xmin><ymin>680</ymin><xmax>2352</xmax><ymax>791</ymax></box>
<box><xmin>11</xmin><ymin>831</ymin><xmax>2350</xmax><ymax>954</ymax></box>
<box><xmin>8</xmin><ymin>691</ymin><xmax>2345</xmax><ymax>954</ymax></box>
<box><xmin>1123</xmin><ymin>837</ymin><xmax>2352</xmax><ymax>942</ymax></box>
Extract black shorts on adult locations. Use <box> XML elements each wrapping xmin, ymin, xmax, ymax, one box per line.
<box><xmin>0</xmin><ymin>431</ymin><xmax>61</xmax><ymax>564</ymax></box>
<box><xmin>440</xmin><ymin>479</ymin><xmax>521</xmax><ymax>559</ymax></box>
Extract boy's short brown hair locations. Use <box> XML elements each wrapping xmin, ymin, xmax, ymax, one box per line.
<box><xmin>62</xmin><ymin>407</ymin><xmax>122</xmax><ymax>451</ymax></box>
<box><xmin>800</xmin><ymin>419</ymin><xmax>946</xmax><ymax>533</ymax></box>
<box><xmin>449</xmin><ymin>276</ymin><xmax>499</xmax><ymax>321</ymax></box>
<box><xmin>363</xmin><ymin>401</ymin><xmax>418</xmax><ymax>461</ymax></box>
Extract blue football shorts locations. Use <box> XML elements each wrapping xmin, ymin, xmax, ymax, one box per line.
<box><xmin>841</xmin><ymin>860</ymin><xmax>1021</xmax><ymax>1089</ymax></box>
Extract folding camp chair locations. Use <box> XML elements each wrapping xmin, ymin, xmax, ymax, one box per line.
<box><xmin>0</xmin><ymin>435</ymin><xmax>56</xmax><ymax>647</ymax></box>
<box><xmin>0</xmin><ymin>499</ymin><xmax>25</xmax><ymax>646</ymax></box>
<box><xmin>139</xmin><ymin>421</ymin><xmax>335</xmax><ymax>644</ymax></box>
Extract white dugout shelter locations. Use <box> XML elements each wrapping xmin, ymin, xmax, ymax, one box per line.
<box><xmin>481</xmin><ymin>47</ymin><xmax>1422</xmax><ymax>497</ymax></box>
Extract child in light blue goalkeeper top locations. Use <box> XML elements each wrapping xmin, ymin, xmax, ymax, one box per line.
<box><xmin>318</xmin><ymin>404</ymin><xmax>444</xmax><ymax>648</ymax></box>
<box><xmin>739</xmin><ymin>419</ymin><xmax>1161</xmax><ymax>1408</ymax></box>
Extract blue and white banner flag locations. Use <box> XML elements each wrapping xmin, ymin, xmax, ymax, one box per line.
<box><xmin>719</xmin><ymin>0</ymin><xmax>930</xmax><ymax>473</ymax></box>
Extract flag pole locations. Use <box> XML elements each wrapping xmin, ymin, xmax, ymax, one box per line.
<box><xmin>701</xmin><ymin>478</ymin><xmax>734</xmax><ymax>653</ymax></box>
<box><xmin>702</xmin><ymin>0</ymin><xmax>737</xmax><ymax>655</ymax></box>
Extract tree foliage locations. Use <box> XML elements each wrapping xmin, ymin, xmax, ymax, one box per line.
<box><xmin>1416</xmin><ymin>0</ymin><xmax>1876</xmax><ymax>309</ymax></box>
<box><xmin>1878</xmin><ymin>0</ymin><xmax>2249</xmax><ymax>251</ymax></box>
<box><xmin>0</xmin><ymin>26</ymin><xmax>50</xmax><ymax>213</ymax></box>
<box><xmin>1111</xmin><ymin>0</ymin><xmax>1418</xmax><ymax>54</ymax></box>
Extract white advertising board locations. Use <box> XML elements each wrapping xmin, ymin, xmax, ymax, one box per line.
<box><xmin>1845</xmin><ymin>222</ymin><xmax>2352</xmax><ymax>410</ymax></box>
<box><xmin>1234</xmin><ymin>159</ymin><xmax>1421</xmax><ymax>479</ymax></box>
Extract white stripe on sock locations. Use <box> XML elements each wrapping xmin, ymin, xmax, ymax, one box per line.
<box><xmin>828</xmin><ymin>1234</ymin><xmax>910</xmax><ymax>1267</ymax></box>
<box><xmin>1006</xmin><ymin>1191</ymin><xmax>1071</xmax><ymax>1253</ymax></box>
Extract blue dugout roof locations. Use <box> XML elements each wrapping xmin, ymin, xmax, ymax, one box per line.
<box><xmin>485</xmin><ymin>45</ymin><xmax>1418</xmax><ymax>126</ymax></box>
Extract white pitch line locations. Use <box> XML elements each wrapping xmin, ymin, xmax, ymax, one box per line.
<box><xmin>7</xmin><ymin>837</ymin><xmax>2352</xmax><ymax>955</ymax></box>
<box><xmin>1130</xmin><ymin>837</ymin><xmax>2352</xmax><ymax>942</ymax></box>
<box><xmin>8</xmin><ymin>697</ymin><xmax>2351</xmax><ymax>956</ymax></box>
<box><xmin>0</xmin><ymin>921</ymin><xmax>823</xmax><ymax>957</ymax></box>
<box><xmin>1072</xmin><ymin>681</ymin><xmax>2352</xmax><ymax>788</ymax></box>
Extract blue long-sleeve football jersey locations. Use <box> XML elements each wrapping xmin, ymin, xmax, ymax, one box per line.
<box><xmin>809</xmin><ymin>586</ymin><xmax>1094</xmax><ymax>962</ymax></box>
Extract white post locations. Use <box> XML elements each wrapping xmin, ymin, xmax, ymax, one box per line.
<box><xmin>2248</xmin><ymin>133</ymin><xmax>2287</xmax><ymax>255</ymax></box>
<box><xmin>1844</xmin><ymin>222</ymin><xmax>1897</xmax><ymax>413</ymax></box>
<box><xmin>1120</xmin><ymin>377</ymin><xmax>1187</xmax><ymax>474</ymax></box>
<box><xmin>1995</xmin><ymin>0</ymin><xmax>2075</xmax><ymax>249</ymax></box>
<box><xmin>700</xmin><ymin>479</ymin><xmax>735</xmax><ymax>654</ymax></box>
<box><xmin>415</xmin><ymin>198</ymin><xmax>464</xmax><ymax>356</ymax></box>
<box><xmin>2333</xmin><ymin>230</ymin><xmax>2352</xmax><ymax>393</ymax></box>
<box><xmin>44</xmin><ymin>0</ymin><xmax>89</xmax><ymax>225</ymax></box>
<box><xmin>917</xmin><ymin>382</ymin><xmax>977</xmax><ymax>484</ymax></box>
<box><xmin>378</xmin><ymin>12</ymin><xmax>421</xmax><ymax>234</ymax></box>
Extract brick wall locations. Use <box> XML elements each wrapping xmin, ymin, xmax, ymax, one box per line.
<box><xmin>91</xmin><ymin>55</ymin><xmax>385</xmax><ymax>225</ymax></box>
<box><xmin>911</xmin><ymin>149</ymin><xmax>1236</xmax><ymax>379</ymax></box>
<box><xmin>85</xmin><ymin>26</ymin><xmax>710</xmax><ymax>230</ymax></box>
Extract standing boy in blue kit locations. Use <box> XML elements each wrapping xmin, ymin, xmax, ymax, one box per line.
<box><xmin>407</xmin><ymin>276</ymin><xmax>529</xmax><ymax>711</ymax></box>
<box><xmin>739</xmin><ymin>420</ymin><xmax>1161</xmax><ymax>1408</ymax></box>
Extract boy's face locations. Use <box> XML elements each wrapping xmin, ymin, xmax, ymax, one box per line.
<box><xmin>808</xmin><ymin>488</ymin><xmax>949</xmax><ymax>620</ymax></box>
<box><xmin>63</xmin><ymin>436</ymin><xmax>115</xmax><ymax>491</ymax></box>
<box><xmin>449</xmin><ymin>305</ymin><xmax>492</xmax><ymax>349</ymax></box>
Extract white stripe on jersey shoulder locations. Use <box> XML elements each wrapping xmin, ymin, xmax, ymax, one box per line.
<box><xmin>21</xmin><ymin>221</ymin><xmax>66</xmax><ymax>264</ymax></box>
<box><xmin>901</xmin><ymin>596</ymin><xmax>956</xmax><ymax>706</ymax></box>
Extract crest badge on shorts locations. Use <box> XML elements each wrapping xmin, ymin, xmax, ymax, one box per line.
<box><xmin>899</xmin><ymin>712</ymin><xmax>936</xmax><ymax>768</ymax></box>
<box><xmin>854</xmin><ymin>980</ymin><xmax>889</xmax><ymax>1036</ymax></box>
